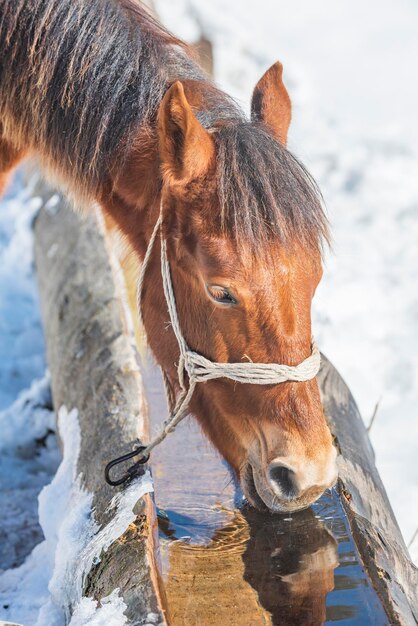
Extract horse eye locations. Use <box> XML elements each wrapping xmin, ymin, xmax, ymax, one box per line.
<box><xmin>206</xmin><ymin>284</ymin><xmax>238</xmax><ymax>305</ymax></box>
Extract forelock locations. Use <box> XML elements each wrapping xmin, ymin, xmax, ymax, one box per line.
<box><xmin>213</xmin><ymin>123</ymin><xmax>330</xmax><ymax>254</ymax></box>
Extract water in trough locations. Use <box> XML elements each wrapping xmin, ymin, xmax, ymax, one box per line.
<box><xmin>140</xmin><ymin>359</ymin><xmax>389</xmax><ymax>626</ymax></box>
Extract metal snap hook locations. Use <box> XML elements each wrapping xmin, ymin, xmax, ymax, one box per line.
<box><xmin>104</xmin><ymin>444</ymin><xmax>150</xmax><ymax>487</ymax></box>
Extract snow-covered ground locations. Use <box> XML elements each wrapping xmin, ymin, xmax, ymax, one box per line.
<box><xmin>0</xmin><ymin>176</ymin><xmax>59</xmax><ymax>574</ymax></box>
<box><xmin>155</xmin><ymin>0</ymin><xmax>418</xmax><ymax>562</ymax></box>
<box><xmin>0</xmin><ymin>193</ymin><xmax>153</xmax><ymax>623</ymax></box>
<box><xmin>1</xmin><ymin>395</ymin><xmax>154</xmax><ymax>625</ymax></box>
<box><xmin>0</xmin><ymin>1</ymin><xmax>417</xmax><ymax>623</ymax></box>
<box><xmin>0</xmin><ymin>180</ymin><xmax>155</xmax><ymax>624</ymax></box>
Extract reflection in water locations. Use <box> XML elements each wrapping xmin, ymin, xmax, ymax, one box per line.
<box><xmin>241</xmin><ymin>506</ymin><xmax>338</xmax><ymax>625</ymax></box>
<box><xmin>140</xmin><ymin>355</ymin><xmax>388</xmax><ymax>626</ymax></box>
<box><xmin>159</xmin><ymin>506</ymin><xmax>338</xmax><ymax>626</ymax></box>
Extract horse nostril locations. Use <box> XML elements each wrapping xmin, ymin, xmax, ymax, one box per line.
<box><xmin>268</xmin><ymin>464</ymin><xmax>298</xmax><ymax>499</ymax></box>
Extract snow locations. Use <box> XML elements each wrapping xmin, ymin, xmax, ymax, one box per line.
<box><xmin>0</xmin><ymin>174</ymin><xmax>45</xmax><ymax>409</ymax></box>
<box><xmin>0</xmin><ymin>2</ymin><xmax>417</xmax><ymax>622</ymax></box>
<box><xmin>0</xmin><ymin>374</ymin><xmax>59</xmax><ymax>572</ymax></box>
<box><xmin>36</xmin><ymin>405</ymin><xmax>153</xmax><ymax>626</ymax></box>
<box><xmin>0</xmin><ymin>176</ymin><xmax>153</xmax><ymax>623</ymax></box>
<box><xmin>0</xmin><ymin>402</ymin><xmax>153</xmax><ymax>626</ymax></box>
<box><xmin>0</xmin><ymin>175</ymin><xmax>60</xmax><ymax>585</ymax></box>
<box><xmin>0</xmin><ymin>406</ymin><xmax>85</xmax><ymax>626</ymax></box>
<box><xmin>69</xmin><ymin>598</ymin><xmax>160</xmax><ymax>626</ymax></box>
<box><xmin>154</xmin><ymin>0</ymin><xmax>418</xmax><ymax>560</ymax></box>
<box><xmin>68</xmin><ymin>590</ymin><xmax>128</xmax><ymax>626</ymax></box>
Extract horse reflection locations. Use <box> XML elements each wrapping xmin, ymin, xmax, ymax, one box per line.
<box><xmin>158</xmin><ymin>506</ymin><xmax>338</xmax><ymax>625</ymax></box>
<box><xmin>242</xmin><ymin>506</ymin><xmax>338</xmax><ymax>625</ymax></box>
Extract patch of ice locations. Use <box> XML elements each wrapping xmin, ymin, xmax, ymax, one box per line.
<box><xmin>68</xmin><ymin>589</ymin><xmax>128</xmax><ymax>626</ymax></box>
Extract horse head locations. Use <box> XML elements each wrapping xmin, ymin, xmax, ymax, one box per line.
<box><xmin>141</xmin><ymin>62</ymin><xmax>337</xmax><ymax>513</ymax></box>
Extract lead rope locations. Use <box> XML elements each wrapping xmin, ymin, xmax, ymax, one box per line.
<box><xmin>105</xmin><ymin>199</ymin><xmax>321</xmax><ymax>486</ymax></box>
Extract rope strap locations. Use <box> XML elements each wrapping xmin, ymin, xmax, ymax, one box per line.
<box><xmin>180</xmin><ymin>344</ymin><xmax>321</xmax><ymax>384</ymax></box>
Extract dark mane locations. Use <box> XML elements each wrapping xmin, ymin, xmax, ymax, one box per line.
<box><xmin>0</xmin><ymin>0</ymin><xmax>328</xmax><ymax>250</ymax></box>
<box><xmin>0</xmin><ymin>0</ymin><xmax>209</xmax><ymax>192</ymax></box>
<box><xmin>118</xmin><ymin>0</ymin><xmax>186</xmax><ymax>47</ymax></box>
<box><xmin>214</xmin><ymin>123</ymin><xmax>330</xmax><ymax>251</ymax></box>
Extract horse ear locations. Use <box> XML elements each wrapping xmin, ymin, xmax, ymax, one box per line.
<box><xmin>158</xmin><ymin>81</ymin><xmax>215</xmax><ymax>185</ymax></box>
<box><xmin>251</xmin><ymin>61</ymin><xmax>292</xmax><ymax>145</ymax></box>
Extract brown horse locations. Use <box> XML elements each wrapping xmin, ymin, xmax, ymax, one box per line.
<box><xmin>0</xmin><ymin>0</ymin><xmax>337</xmax><ymax>512</ymax></box>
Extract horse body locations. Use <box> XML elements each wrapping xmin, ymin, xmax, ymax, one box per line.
<box><xmin>0</xmin><ymin>0</ymin><xmax>337</xmax><ymax>512</ymax></box>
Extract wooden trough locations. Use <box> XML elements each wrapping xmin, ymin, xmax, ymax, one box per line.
<box><xmin>32</xmin><ymin>173</ymin><xmax>417</xmax><ymax>625</ymax></box>
<box><xmin>33</xmin><ymin>180</ymin><xmax>166</xmax><ymax>625</ymax></box>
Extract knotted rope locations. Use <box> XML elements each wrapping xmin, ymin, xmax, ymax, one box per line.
<box><xmin>134</xmin><ymin>200</ymin><xmax>321</xmax><ymax>462</ymax></box>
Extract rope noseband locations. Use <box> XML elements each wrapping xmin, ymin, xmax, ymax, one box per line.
<box><xmin>105</xmin><ymin>200</ymin><xmax>321</xmax><ymax>486</ymax></box>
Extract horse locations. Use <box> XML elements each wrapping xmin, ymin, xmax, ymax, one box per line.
<box><xmin>0</xmin><ymin>0</ymin><xmax>337</xmax><ymax>512</ymax></box>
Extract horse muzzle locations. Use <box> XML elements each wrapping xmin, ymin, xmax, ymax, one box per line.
<box><xmin>241</xmin><ymin>447</ymin><xmax>338</xmax><ymax>513</ymax></box>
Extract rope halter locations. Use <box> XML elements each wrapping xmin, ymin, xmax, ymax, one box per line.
<box><xmin>132</xmin><ymin>199</ymin><xmax>321</xmax><ymax>463</ymax></box>
<box><xmin>105</xmin><ymin>199</ymin><xmax>321</xmax><ymax>485</ymax></box>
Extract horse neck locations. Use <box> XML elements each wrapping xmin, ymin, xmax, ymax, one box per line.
<box><xmin>0</xmin><ymin>0</ymin><xmax>243</xmax><ymax>252</ymax></box>
<box><xmin>0</xmin><ymin>0</ymin><xmax>200</xmax><ymax>200</ymax></box>
<box><xmin>98</xmin><ymin>135</ymin><xmax>162</xmax><ymax>257</ymax></box>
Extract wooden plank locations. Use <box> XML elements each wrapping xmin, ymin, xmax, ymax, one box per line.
<box><xmin>318</xmin><ymin>356</ymin><xmax>418</xmax><ymax>624</ymax></box>
<box><xmin>33</xmin><ymin>181</ymin><xmax>166</xmax><ymax>625</ymax></box>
